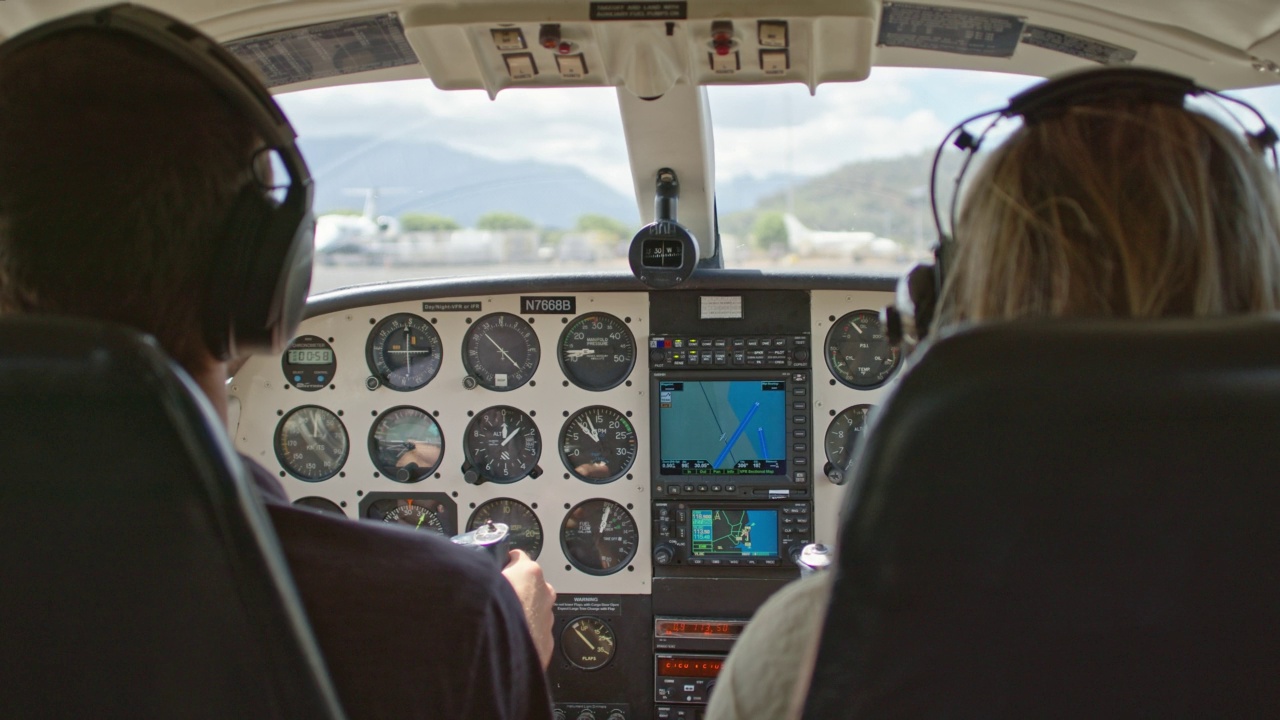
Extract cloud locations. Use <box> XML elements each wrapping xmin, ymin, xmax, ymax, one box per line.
<box><xmin>275</xmin><ymin>68</ymin><xmax>1041</xmax><ymax>198</ymax></box>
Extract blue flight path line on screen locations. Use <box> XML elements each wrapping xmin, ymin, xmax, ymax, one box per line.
<box><xmin>757</xmin><ymin>427</ymin><xmax>769</xmax><ymax>460</ymax></box>
<box><xmin>714</xmin><ymin>401</ymin><xmax>760</xmax><ymax>469</ymax></box>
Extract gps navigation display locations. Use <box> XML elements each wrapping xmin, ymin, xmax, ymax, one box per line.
<box><xmin>658</xmin><ymin>380</ymin><xmax>786</xmax><ymax>475</ymax></box>
<box><xmin>690</xmin><ymin>508</ymin><xmax>780</xmax><ymax>558</ymax></box>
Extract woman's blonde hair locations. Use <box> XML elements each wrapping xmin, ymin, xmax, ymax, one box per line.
<box><xmin>936</xmin><ymin>102</ymin><xmax>1280</xmax><ymax>325</ymax></box>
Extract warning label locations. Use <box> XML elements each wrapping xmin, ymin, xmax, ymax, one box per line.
<box><xmin>878</xmin><ymin>2</ymin><xmax>1025</xmax><ymax>58</ymax></box>
<box><xmin>590</xmin><ymin>2</ymin><xmax>687</xmax><ymax>21</ymax></box>
<box><xmin>225</xmin><ymin>13</ymin><xmax>418</xmax><ymax>88</ymax></box>
<box><xmin>554</xmin><ymin>595</ymin><xmax>624</xmax><ymax>616</ymax></box>
<box><xmin>1022</xmin><ymin>26</ymin><xmax>1137</xmax><ymax>66</ymax></box>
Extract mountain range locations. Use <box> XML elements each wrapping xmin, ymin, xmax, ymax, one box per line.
<box><xmin>303</xmin><ymin>134</ymin><xmax>943</xmax><ymax>242</ymax></box>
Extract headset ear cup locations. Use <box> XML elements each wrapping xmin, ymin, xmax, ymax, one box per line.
<box><xmin>203</xmin><ymin>183</ymin><xmax>272</xmax><ymax>360</ymax></box>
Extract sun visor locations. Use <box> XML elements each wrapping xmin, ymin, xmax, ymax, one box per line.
<box><xmin>1249</xmin><ymin>29</ymin><xmax>1280</xmax><ymax>74</ymax></box>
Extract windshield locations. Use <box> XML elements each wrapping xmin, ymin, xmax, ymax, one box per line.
<box><xmin>278</xmin><ymin>70</ymin><xmax>1280</xmax><ymax>295</ymax></box>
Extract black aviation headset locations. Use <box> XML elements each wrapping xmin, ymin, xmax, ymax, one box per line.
<box><xmin>0</xmin><ymin>3</ymin><xmax>315</xmax><ymax>359</ymax></box>
<box><xmin>883</xmin><ymin>66</ymin><xmax>1280</xmax><ymax>347</ymax></box>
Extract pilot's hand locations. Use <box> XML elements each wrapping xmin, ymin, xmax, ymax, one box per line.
<box><xmin>502</xmin><ymin>549</ymin><xmax>556</xmax><ymax>669</ymax></box>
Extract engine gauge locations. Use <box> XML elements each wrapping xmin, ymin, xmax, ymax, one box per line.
<box><xmin>468</xmin><ymin>498</ymin><xmax>544</xmax><ymax>559</ymax></box>
<box><xmin>825</xmin><ymin>310</ymin><xmax>901</xmax><ymax>389</ymax></box>
<box><xmin>274</xmin><ymin>405</ymin><xmax>349</xmax><ymax>481</ymax></box>
<box><xmin>559</xmin><ymin>406</ymin><xmax>637</xmax><ymax>484</ymax></box>
<box><xmin>368</xmin><ymin>406</ymin><xmax>444</xmax><ymax>483</ymax></box>
<box><xmin>560</xmin><ymin>616</ymin><xmax>616</xmax><ymax>670</ymax></box>
<box><xmin>462</xmin><ymin>313</ymin><xmax>540</xmax><ymax>391</ymax></box>
<box><xmin>462</xmin><ymin>406</ymin><xmax>542</xmax><ymax>484</ymax></box>
<box><xmin>366</xmin><ymin>313</ymin><xmax>443</xmax><ymax>392</ymax></box>
<box><xmin>360</xmin><ymin>494</ymin><xmax>456</xmax><ymax>536</ymax></box>
<box><xmin>561</xmin><ymin>499</ymin><xmax>638</xmax><ymax>575</ymax></box>
<box><xmin>281</xmin><ymin>335</ymin><xmax>336</xmax><ymax>391</ymax></box>
<box><xmin>824</xmin><ymin>404</ymin><xmax>877</xmax><ymax>483</ymax></box>
<box><xmin>292</xmin><ymin>496</ymin><xmax>346</xmax><ymax>517</ymax></box>
<box><xmin>558</xmin><ymin>313</ymin><xmax>635</xmax><ymax>391</ymax></box>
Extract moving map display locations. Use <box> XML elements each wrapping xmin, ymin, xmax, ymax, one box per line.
<box><xmin>658</xmin><ymin>380</ymin><xmax>786</xmax><ymax>475</ymax></box>
<box><xmin>690</xmin><ymin>508</ymin><xmax>779</xmax><ymax>558</ymax></box>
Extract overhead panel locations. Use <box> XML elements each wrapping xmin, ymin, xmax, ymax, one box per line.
<box><xmin>400</xmin><ymin>0</ymin><xmax>877</xmax><ymax>98</ymax></box>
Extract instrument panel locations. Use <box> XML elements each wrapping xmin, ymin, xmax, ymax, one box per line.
<box><xmin>231</xmin><ymin>284</ymin><xmax>901</xmax><ymax>593</ymax></box>
<box><xmin>229</xmin><ymin>278</ymin><xmax>900</xmax><ymax>718</ymax></box>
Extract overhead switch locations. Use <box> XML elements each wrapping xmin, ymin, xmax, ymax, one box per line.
<box><xmin>760</xmin><ymin>49</ymin><xmax>789</xmax><ymax>75</ymax></box>
<box><xmin>710</xmin><ymin>50</ymin><xmax>740</xmax><ymax>74</ymax></box>
<box><xmin>758</xmin><ymin>21</ymin><xmax>788</xmax><ymax>48</ymax></box>
<box><xmin>490</xmin><ymin>28</ymin><xmax>525</xmax><ymax>51</ymax></box>
<box><xmin>503</xmin><ymin>53</ymin><xmax>537</xmax><ymax>80</ymax></box>
<box><xmin>556</xmin><ymin>54</ymin><xmax>588</xmax><ymax>79</ymax></box>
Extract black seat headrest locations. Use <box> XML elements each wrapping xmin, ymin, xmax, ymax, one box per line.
<box><xmin>0</xmin><ymin>316</ymin><xmax>344</xmax><ymax>718</ymax></box>
<box><xmin>804</xmin><ymin>317</ymin><xmax>1280</xmax><ymax>719</ymax></box>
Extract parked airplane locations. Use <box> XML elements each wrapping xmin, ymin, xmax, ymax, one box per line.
<box><xmin>782</xmin><ymin>213</ymin><xmax>908</xmax><ymax>261</ymax></box>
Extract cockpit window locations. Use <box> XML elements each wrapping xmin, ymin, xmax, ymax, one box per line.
<box><xmin>277</xmin><ymin>80</ymin><xmax>633</xmax><ymax>294</ymax></box>
<box><xmin>709</xmin><ymin>67</ymin><xmax>1036</xmax><ymax>271</ymax></box>
<box><xmin>279</xmin><ymin>69</ymin><xmax>1280</xmax><ymax>294</ymax></box>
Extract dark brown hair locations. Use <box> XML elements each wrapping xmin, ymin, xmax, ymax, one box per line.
<box><xmin>0</xmin><ymin>29</ymin><xmax>258</xmax><ymax>371</ymax></box>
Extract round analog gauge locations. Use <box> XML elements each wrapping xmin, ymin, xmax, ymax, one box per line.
<box><xmin>462</xmin><ymin>406</ymin><xmax>542</xmax><ymax>483</ymax></box>
<box><xmin>560</xmin><ymin>499</ymin><xmax>639</xmax><ymax>576</ymax></box>
<box><xmin>824</xmin><ymin>404</ymin><xmax>877</xmax><ymax>481</ymax></box>
<box><xmin>558</xmin><ymin>313</ymin><xmax>636</xmax><ymax>391</ymax></box>
<box><xmin>292</xmin><ymin>496</ymin><xmax>345</xmax><ymax>516</ymax></box>
<box><xmin>369</xmin><ymin>406</ymin><xmax>444</xmax><ymax>483</ymax></box>
<box><xmin>281</xmin><ymin>335</ymin><xmax>336</xmax><ymax>391</ymax></box>
<box><xmin>274</xmin><ymin>405</ymin><xmax>349</xmax><ymax>481</ymax></box>
<box><xmin>560</xmin><ymin>616</ymin><xmax>616</xmax><ymax>671</ymax></box>
<box><xmin>468</xmin><ymin>498</ymin><xmax>544</xmax><ymax>560</ymax></box>
<box><xmin>366</xmin><ymin>313</ymin><xmax>443</xmax><ymax>392</ymax></box>
<box><xmin>825</xmin><ymin>310</ymin><xmax>902</xmax><ymax>389</ymax></box>
<box><xmin>365</xmin><ymin>497</ymin><xmax>450</xmax><ymax>536</ymax></box>
<box><xmin>462</xmin><ymin>313</ymin><xmax>540</xmax><ymax>391</ymax></box>
<box><xmin>559</xmin><ymin>406</ymin><xmax>638</xmax><ymax>484</ymax></box>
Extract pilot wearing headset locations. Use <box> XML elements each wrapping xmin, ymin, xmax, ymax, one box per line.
<box><xmin>705</xmin><ymin>67</ymin><xmax>1280</xmax><ymax>720</ymax></box>
<box><xmin>0</xmin><ymin>6</ymin><xmax>554</xmax><ymax>718</ymax></box>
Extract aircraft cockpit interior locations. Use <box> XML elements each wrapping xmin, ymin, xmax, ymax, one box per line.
<box><xmin>4</xmin><ymin>0</ymin><xmax>1280</xmax><ymax>717</ymax></box>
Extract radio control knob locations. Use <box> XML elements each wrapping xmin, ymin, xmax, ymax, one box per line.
<box><xmin>789</xmin><ymin>545</ymin><xmax>805</xmax><ymax>565</ymax></box>
<box><xmin>793</xmin><ymin>348</ymin><xmax>810</xmax><ymax>363</ymax></box>
<box><xmin>650</xmin><ymin>349</ymin><xmax>665</xmax><ymax>363</ymax></box>
<box><xmin>653</xmin><ymin>543</ymin><xmax>675</xmax><ymax>565</ymax></box>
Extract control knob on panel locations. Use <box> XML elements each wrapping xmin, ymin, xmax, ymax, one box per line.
<box><xmin>606</xmin><ymin>711</ymin><xmax>626</xmax><ymax>720</ymax></box>
<box><xmin>653</xmin><ymin>543</ymin><xmax>675</xmax><ymax>565</ymax></box>
<box><xmin>823</xmin><ymin>461</ymin><xmax>846</xmax><ymax>485</ymax></box>
<box><xmin>576</xmin><ymin>710</ymin><xmax>596</xmax><ymax>720</ymax></box>
<box><xmin>797</xmin><ymin>543</ymin><xmax>834</xmax><ymax>578</ymax></box>
<box><xmin>553</xmin><ymin>709</ymin><xmax>568</xmax><ymax>720</ymax></box>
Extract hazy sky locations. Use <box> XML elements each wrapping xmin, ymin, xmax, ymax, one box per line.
<box><xmin>278</xmin><ymin>67</ymin><xmax>1280</xmax><ymax>199</ymax></box>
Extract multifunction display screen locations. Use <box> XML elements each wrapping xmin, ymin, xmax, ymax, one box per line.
<box><xmin>690</xmin><ymin>508</ymin><xmax>779</xmax><ymax>558</ymax></box>
<box><xmin>658</xmin><ymin>380</ymin><xmax>786</xmax><ymax>475</ymax></box>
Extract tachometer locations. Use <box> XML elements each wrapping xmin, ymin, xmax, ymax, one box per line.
<box><xmin>274</xmin><ymin>405</ymin><xmax>349</xmax><ymax>481</ymax></box>
<box><xmin>468</xmin><ymin>498</ymin><xmax>544</xmax><ymax>559</ymax></box>
<box><xmin>824</xmin><ymin>404</ymin><xmax>876</xmax><ymax>483</ymax></box>
<box><xmin>559</xmin><ymin>406</ymin><xmax>637</xmax><ymax>484</ymax></box>
<box><xmin>366</xmin><ymin>313</ymin><xmax>443</xmax><ymax>391</ymax></box>
<box><xmin>561</xmin><ymin>616</ymin><xmax>616</xmax><ymax>670</ymax></box>
<box><xmin>462</xmin><ymin>312</ymin><xmax>540</xmax><ymax>391</ymax></box>
<box><xmin>368</xmin><ymin>406</ymin><xmax>444</xmax><ymax>482</ymax></box>
<box><xmin>561</xmin><ymin>499</ymin><xmax>638</xmax><ymax>575</ymax></box>
<box><xmin>462</xmin><ymin>406</ymin><xmax>542</xmax><ymax>484</ymax></box>
<box><xmin>558</xmin><ymin>312</ymin><xmax>635</xmax><ymax>391</ymax></box>
<box><xmin>825</xmin><ymin>310</ymin><xmax>901</xmax><ymax>389</ymax></box>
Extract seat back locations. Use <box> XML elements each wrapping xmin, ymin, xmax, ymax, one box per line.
<box><xmin>0</xmin><ymin>317</ymin><xmax>344</xmax><ymax>719</ymax></box>
<box><xmin>803</xmin><ymin>318</ymin><xmax>1280</xmax><ymax>719</ymax></box>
